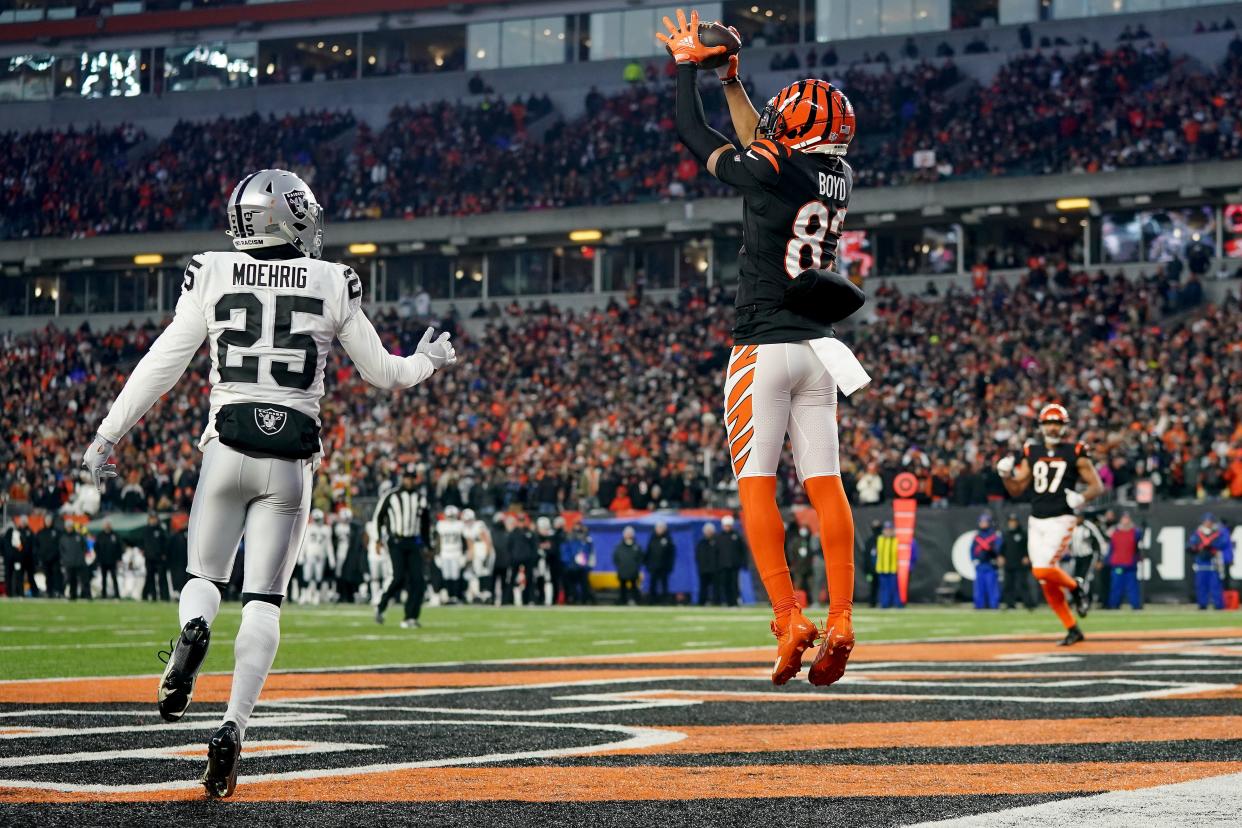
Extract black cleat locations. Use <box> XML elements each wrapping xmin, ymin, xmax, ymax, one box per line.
<box><xmin>157</xmin><ymin>617</ymin><xmax>211</xmax><ymax>723</ymax></box>
<box><xmin>1071</xmin><ymin>579</ymin><xmax>1091</xmax><ymax>618</ymax></box>
<box><xmin>202</xmin><ymin>721</ymin><xmax>241</xmax><ymax>799</ymax></box>
<box><xmin>1057</xmin><ymin>625</ymin><xmax>1086</xmax><ymax>647</ymax></box>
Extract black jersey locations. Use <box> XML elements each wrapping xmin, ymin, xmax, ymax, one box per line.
<box><xmin>1023</xmin><ymin>440</ymin><xmax>1088</xmax><ymax>519</ymax></box>
<box><xmin>713</xmin><ymin>138</ymin><xmax>853</xmax><ymax>345</ymax></box>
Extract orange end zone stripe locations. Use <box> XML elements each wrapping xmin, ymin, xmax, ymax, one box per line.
<box><xmin>4</xmin><ymin>762</ymin><xmax>1240</xmax><ymax>804</ymax></box>
<box><xmin>0</xmin><ymin>667</ymin><xmax>770</xmax><ymax>705</ymax></box>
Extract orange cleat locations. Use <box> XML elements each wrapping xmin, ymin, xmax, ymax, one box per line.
<box><xmin>808</xmin><ymin>611</ymin><xmax>854</xmax><ymax>687</ymax></box>
<box><xmin>770</xmin><ymin>610</ymin><xmax>820</xmax><ymax>685</ymax></box>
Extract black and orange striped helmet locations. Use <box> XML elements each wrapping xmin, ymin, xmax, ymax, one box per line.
<box><xmin>1039</xmin><ymin>403</ymin><xmax>1070</xmax><ymax>424</ymax></box>
<box><xmin>756</xmin><ymin>79</ymin><xmax>855</xmax><ymax>155</ymax></box>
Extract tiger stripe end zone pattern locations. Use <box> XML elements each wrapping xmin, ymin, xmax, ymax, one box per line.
<box><xmin>2</xmin><ymin>630</ymin><xmax>1242</xmax><ymax>826</ymax></box>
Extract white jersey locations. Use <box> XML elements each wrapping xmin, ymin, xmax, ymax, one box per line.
<box><xmin>463</xmin><ymin>521</ymin><xmax>493</xmax><ymax>576</ymax></box>
<box><xmin>98</xmin><ymin>250</ymin><xmax>436</xmax><ymax>451</ymax></box>
<box><xmin>436</xmin><ymin>519</ymin><xmax>466</xmax><ymax>557</ymax></box>
<box><xmin>304</xmin><ymin>523</ymin><xmax>333</xmax><ymax>560</ymax></box>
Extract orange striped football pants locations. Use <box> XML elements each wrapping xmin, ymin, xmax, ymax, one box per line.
<box><xmin>723</xmin><ymin>342</ymin><xmax>853</xmax><ymax>621</ymax></box>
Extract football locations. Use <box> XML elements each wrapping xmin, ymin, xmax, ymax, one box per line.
<box><xmin>667</xmin><ymin>21</ymin><xmax>741</xmax><ymax>70</ymax></box>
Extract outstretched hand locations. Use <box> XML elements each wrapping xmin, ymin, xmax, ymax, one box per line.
<box><xmin>656</xmin><ymin>8</ymin><xmax>727</xmax><ymax>66</ymax></box>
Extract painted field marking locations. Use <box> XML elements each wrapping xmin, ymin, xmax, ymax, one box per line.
<box><xmin>0</xmin><ymin>719</ymin><xmax>685</xmax><ymax>795</ymax></box>
<box><xmin>0</xmin><ymin>740</ymin><xmax>382</xmax><ymax>768</ymax></box>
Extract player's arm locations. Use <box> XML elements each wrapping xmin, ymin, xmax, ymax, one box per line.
<box><xmin>335</xmin><ymin>264</ymin><xmax>454</xmax><ymax>391</ymax></box>
<box><xmin>84</xmin><ymin>276</ymin><xmax>208</xmax><ymax>491</ymax></box>
<box><xmin>998</xmin><ymin>453</ymin><xmax>1031</xmax><ymax>498</ymax></box>
<box><xmin>1075</xmin><ymin>453</ymin><xmax>1105</xmax><ymax>506</ymax></box>
<box><xmin>660</xmin><ymin>11</ymin><xmax>736</xmax><ymax>176</ymax></box>
<box><xmin>716</xmin><ymin>39</ymin><xmax>759</xmax><ymax>147</ymax></box>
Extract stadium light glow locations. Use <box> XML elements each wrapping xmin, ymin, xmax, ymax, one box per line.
<box><xmin>569</xmin><ymin>229</ymin><xmax>603</xmax><ymax>242</ymax></box>
<box><xmin>1055</xmin><ymin>197</ymin><xmax>1091</xmax><ymax>211</ymax></box>
<box><xmin>133</xmin><ymin>254</ymin><xmax>163</xmax><ymax>265</ymax></box>
<box><xmin>348</xmin><ymin>243</ymin><xmax>378</xmax><ymax>255</ymax></box>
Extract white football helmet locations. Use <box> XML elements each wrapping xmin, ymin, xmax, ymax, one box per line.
<box><xmin>311</xmin><ymin>508</ymin><xmax>325</xmax><ymax>523</ymax></box>
<box><xmin>226</xmin><ymin>168</ymin><xmax>324</xmax><ymax>259</ymax></box>
<box><xmin>443</xmin><ymin>505</ymin><xmax>460</xmax><ymax>519</ymax></box>
<box><xmin>461</xmin><ymin>508</ymin><xmax>476</xmax><ymax>522</ymax></box>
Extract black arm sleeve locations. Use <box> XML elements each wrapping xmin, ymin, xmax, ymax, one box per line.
<box><xmin>675</xmin><ymin>63</ymin><xmax>734</xmax><ymax>165</ymax></box>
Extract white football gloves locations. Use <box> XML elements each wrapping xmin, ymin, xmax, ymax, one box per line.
<box><xmin>1065</xmin><ymin>490</ymin><xmax>1086</xmax><ymax>510</ymax></box>
<box><xmin>415</xmin><ymin>326</ymin><xmax>457</xmax><ymax>369</ymax></box>
<box><xmin>81</xmin><ymin>434</ymin><xmax>118</xmax><ymax>493</ymax></box>
<box><xmin>995</xmin><ymin>455</ymin><xmax>1015</xmax><ymax>477</ymax></box>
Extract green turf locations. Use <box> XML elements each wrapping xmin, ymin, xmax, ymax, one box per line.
<box><xmin>0</xmin><ymin>600</ymin><xmax>1238</xmax><ymax>681</ymax></box>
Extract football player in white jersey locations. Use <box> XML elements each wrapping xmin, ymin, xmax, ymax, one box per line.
<box><xmin>80</xmin><ymin>169</ymin><xmax>456</xmax><ymax>799</ymax></box>
<box><xmin>300</xmin><ymin>509</ymin><xmax>335</xmax><ymax>605</ymax></box>
<box><xmin>435</xmin><ymin>505</ymin><xmax>467</xmax><ymax>603</ymax></box>
<box><xmin>462</xmin><ymin>508</ymin><xmax>494</xmax><ymax>604</ymax></box>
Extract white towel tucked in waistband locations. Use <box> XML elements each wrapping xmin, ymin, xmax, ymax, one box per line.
<box><xmin>808</xmin><ymin>336</ymin><xmax>871</xmax><ymax>397</ymax></box>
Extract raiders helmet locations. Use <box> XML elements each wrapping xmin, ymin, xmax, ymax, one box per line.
<box><xmin>226</xmin><ymin>169</ymin><xmax>324</xmax><ymax>259</ymax></box>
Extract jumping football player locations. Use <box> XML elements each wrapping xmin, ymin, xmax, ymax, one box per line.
<box><xmin>658</xmin><ymin>9</ymin><xmax>869</xmax><ymax>686</ymax></box>
<box><xmin>996</xmin><ymin>403</ymin><xmax>1104</xmax><ymax>645</ymax></box>
<box><xmin>81</xmin><ymin>169</ymin><xmax>456</xmax><ymax>798</ymax></box>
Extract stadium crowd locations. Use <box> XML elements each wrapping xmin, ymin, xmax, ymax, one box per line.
<box><xmin>4</xmin><ymin>37</ymin><xmax>1242</xmax><ymax>238</ymax></box>
<box><xmin>3</xmin><ymin>262</ymin><xmax>1242</xmax><ymax>525</ymax></box>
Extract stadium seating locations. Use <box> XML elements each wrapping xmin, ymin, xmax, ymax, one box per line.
<box><xmin>3</xmin><ymin>38</ymin><xmax>1241</xmax><ymax>240</ymax></box>
<box><xmin>4</xmin><ymin>263</ymin><xmax>1240</xmax><ymax>518</ymax></box>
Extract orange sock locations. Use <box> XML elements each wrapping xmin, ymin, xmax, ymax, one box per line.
<box><xmin>738</xmin><ymin>476</ymin><xmax>795</xmax><ymax>623</ymax></box>
<box><xmin>803</xmin><ymin>474</ymin><xmax>854</xmax><ymax>617</ymax></box>
<box><xmin>1033</xmin><ymin>567</ymin><xmax>1076</xmax><ymax>629</ymax></box>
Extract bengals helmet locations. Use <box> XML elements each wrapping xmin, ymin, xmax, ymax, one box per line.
<box><xmin>1038</xmin><ymin>403</ymin><xmax>1070</xmax><ymax>424</ymax></box>
<box><xmin>756</xmin><ymin>79</ymin><xmax>855</xmax><ymax>155</ymax></box>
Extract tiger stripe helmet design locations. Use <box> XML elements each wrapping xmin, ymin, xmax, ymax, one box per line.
<box><xmin>756</xmin><ymin>79</ymin><xmax>855</xmax><ymax>155</ymax></box>
<box><xmin>1039</xmin><ymin>403</ymin><xmax>1070</xmax><ymax>424</ymax></box>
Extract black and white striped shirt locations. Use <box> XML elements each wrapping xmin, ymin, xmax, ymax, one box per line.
<box><xmin>373</xmin><ymin>487</ymin><xmax>430</xmax><ymax>542</ymax></box>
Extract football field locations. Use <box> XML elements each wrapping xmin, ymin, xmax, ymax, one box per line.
<box><xmin>1</xmin><ymin>601</ymin><xmax>1241</xmax><ymax>826</ymax></box>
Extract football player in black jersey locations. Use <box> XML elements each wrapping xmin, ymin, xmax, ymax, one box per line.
<box><xmin>659</xmin><ymin>9</ymin><xmax>869</xmax><ymax>687</ymax></box>
<box><xmin>996</xmin><ymin>403</ymin><xmax>1105</xmax><ymax>645</ymax></box>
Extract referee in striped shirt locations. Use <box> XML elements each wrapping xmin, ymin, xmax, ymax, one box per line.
<box><xmin>373</xmin><ymin>465</ymin><xmax>432</xmax><ymax>628</ymax></box>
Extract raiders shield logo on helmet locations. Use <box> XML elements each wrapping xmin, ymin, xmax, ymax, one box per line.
<box><xmin>255</xmin><ymin>407</ymin><xmax>287</xmax><ymax>436</ymax></box>
<box><xmin>284</xmin><ymin>190</ymin><xmax>308</xmax><ymax>220</ymax></box>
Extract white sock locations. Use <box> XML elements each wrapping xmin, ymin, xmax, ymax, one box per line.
<box><xmin>223</xmin><ymin>601</ymin><xmax>281</xmax><ymax>739</ymax></box>
<box><xmin>178</xmin><ymin>578</ymin><xmax>222</xmax><ymax>629</ymax></box>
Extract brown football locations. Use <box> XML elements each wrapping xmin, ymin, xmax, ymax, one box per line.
<box><xmin>666</xmin><ymin>22</ymin><xmax>741</xmax><ymax>71</ymax></box>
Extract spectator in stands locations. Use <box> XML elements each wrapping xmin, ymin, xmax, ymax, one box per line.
<box><xmin>645</xmin><ymin>521</ymin><xmax>675</xmax><ymax>605</ymax></box>
<box><xmin>695</xmin><ymin>523</ymin><xmax>720</xmax><ymax>606</ymax></box>
<box><xmin>861</xmin><ymin>519</ymin><xmax>882</xmax><ymax>608</ymax></box>
<box><xmin>613</xmin><ymin>526</ymin><xmax>642</xmax><ymax>606</ymax></box>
